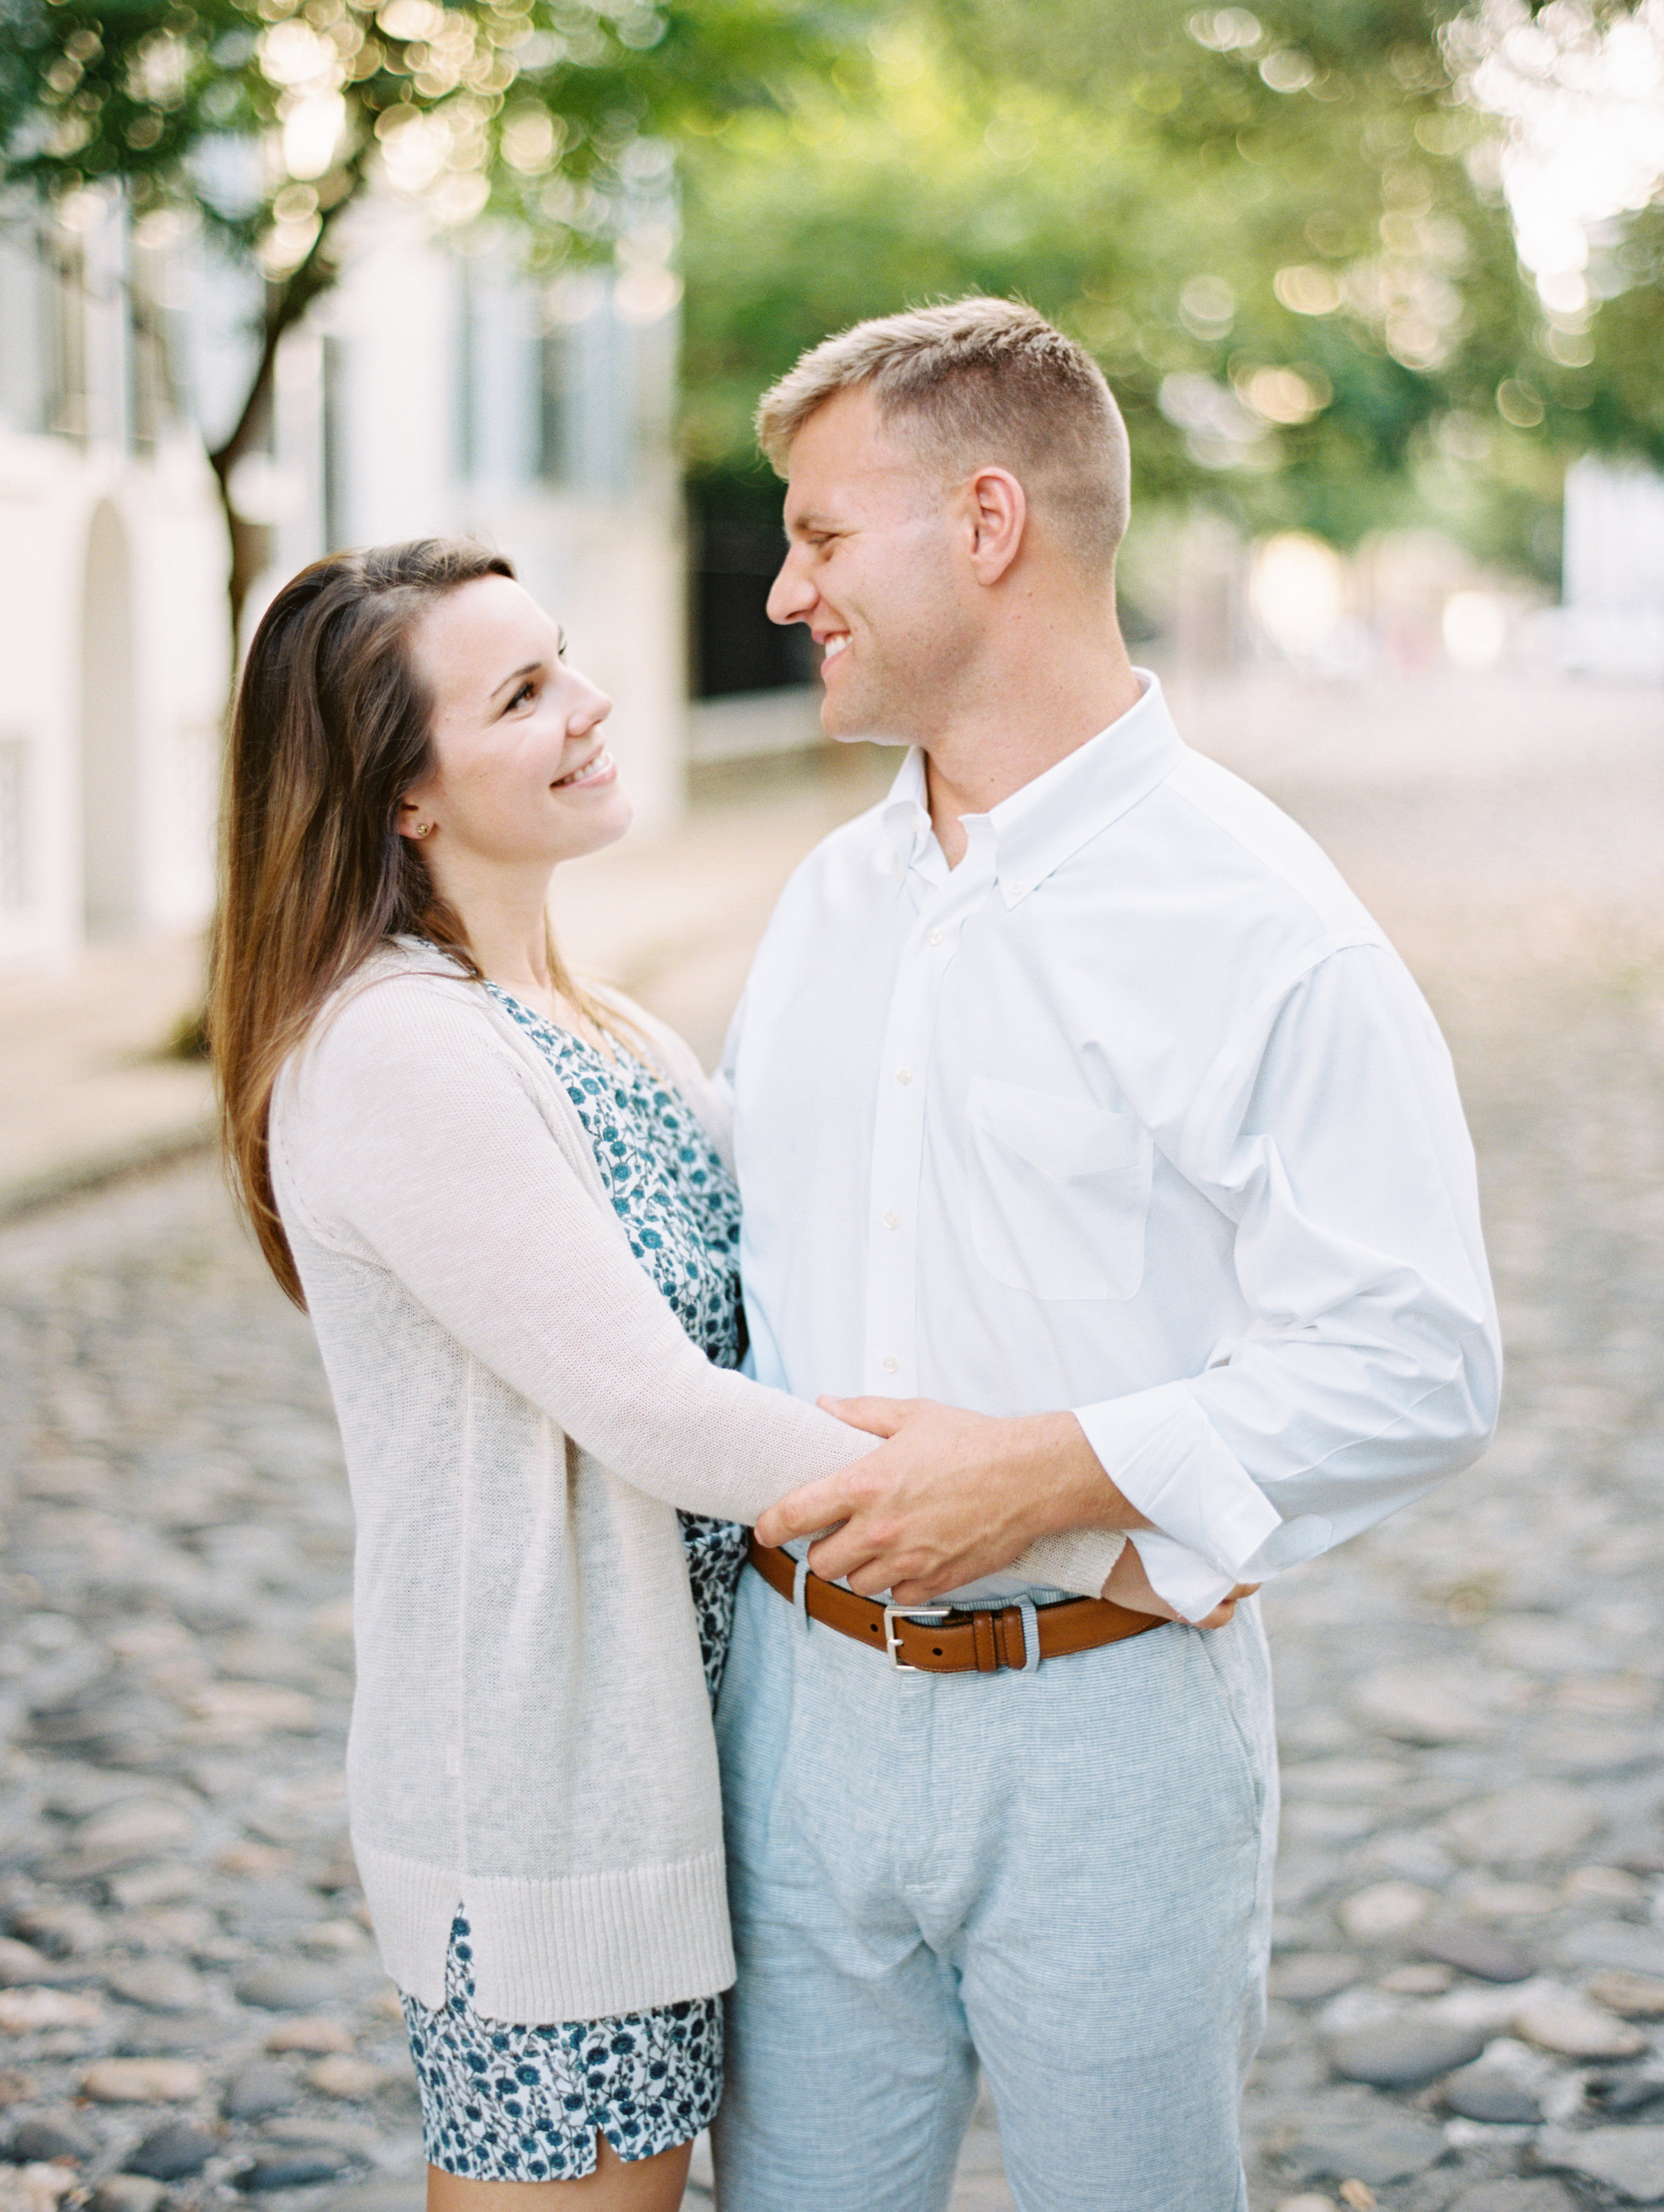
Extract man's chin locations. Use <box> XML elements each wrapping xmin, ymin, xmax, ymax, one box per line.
<box><xmin>820</xmin><ymin>683</ymin><xmax>903</xmax><ymax>748</ymax></box>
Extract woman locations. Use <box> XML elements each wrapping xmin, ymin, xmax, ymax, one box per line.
<box><xmin>212</xmin><ymin>540</ymin><xmax>1123</xmax><ymax>2212</ymax></box>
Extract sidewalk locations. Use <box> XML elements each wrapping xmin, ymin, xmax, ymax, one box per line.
<box><xmin>0</xmin><ymin>741</ymin><xmax>890</xmax><ymax>1220</ymax></box>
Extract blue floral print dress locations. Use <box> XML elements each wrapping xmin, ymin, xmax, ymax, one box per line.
<box><xmin>399</xmin><ymin>987</ymin><xmax>749</xmax><ymax>2180</ymax></box>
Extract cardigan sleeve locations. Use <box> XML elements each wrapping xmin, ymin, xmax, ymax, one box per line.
<box><xmin>283</xmin><ymin>975</ymin><xmax>1126</xmax><ymax>1596</ymax></box>
<box><xmin>281</xmin><ymin>976</ymin><xmax>881</xmax><ymax>1527</ymax></box>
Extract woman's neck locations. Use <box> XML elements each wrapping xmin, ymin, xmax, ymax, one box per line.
<box><xmin>437</xmin><ymin>861</ymin><xmax>609</xmax><ymax>1051</ymax></box>
<box><xmin>434</xmin><ymin>865</ymin><xmax>559</xmax><ymax>1003</ymax></box>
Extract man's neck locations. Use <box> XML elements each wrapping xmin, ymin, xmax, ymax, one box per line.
<box><xmin>923</xmin><ymin>646</ymin><xmax>1143</xmax><ymax>869</ymax></box>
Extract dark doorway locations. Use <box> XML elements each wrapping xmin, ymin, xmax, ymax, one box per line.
<box><xmin>688</xmin><ymin>467</ymin><xmax>818</xmax><ymax>698</ymax></box>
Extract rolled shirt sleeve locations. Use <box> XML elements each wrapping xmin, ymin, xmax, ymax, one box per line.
<box><xmin>1074</xmin><ymin>946</ymin><xmax>1501</xmax><ymax>1616</ymax></box>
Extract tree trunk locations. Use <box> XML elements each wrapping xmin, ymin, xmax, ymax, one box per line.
<box><xmin>205</xmin><ymin>192</ymin><xmax>356</xmax><ymax>662</ymax></box>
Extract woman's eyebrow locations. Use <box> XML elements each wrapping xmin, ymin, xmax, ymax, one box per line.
<box><xmin>490</xmin><ymin>659</ymin><xmax>542</xmax><ymax>700</ymax></box>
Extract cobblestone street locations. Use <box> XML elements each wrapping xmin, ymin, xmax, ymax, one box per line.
<box><xmin>1</xmin><ymin>671</ymin><xmax>1661</xmax><ymax>2212</ymax></box>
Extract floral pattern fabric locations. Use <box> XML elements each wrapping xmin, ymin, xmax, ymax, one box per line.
<box><xmin>403</xmin><ymin>1917</ymin><xmax>722</xmax><ymax>2180</ymax></box>
<box><xmin>399</xmin><ymin>986</ymin><xmax>746</xmax><ymax>2177</ymax></box>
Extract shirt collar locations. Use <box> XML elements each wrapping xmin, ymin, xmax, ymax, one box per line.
<box><xmin>878</xmin><ymin>671</ymin><xmax>1186</xmax><ymax>905</ymax></box>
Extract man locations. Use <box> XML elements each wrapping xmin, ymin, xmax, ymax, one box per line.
<box><xmin>714</xmin><ymin>299</ymin><xmax>1500</xmax><ymax>2211</ymax></box>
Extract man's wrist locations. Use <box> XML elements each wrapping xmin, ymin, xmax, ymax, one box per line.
<box><xmin>1014</xmin><ymin>1410</ymin><xmax>1155</xmax><ymax>1538</ymax></box>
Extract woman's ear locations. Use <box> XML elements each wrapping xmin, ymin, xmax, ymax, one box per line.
<box><xmin>396</xmin><ymin>795</ymin><xmax>435</xmax><ymax>842</ymax></box>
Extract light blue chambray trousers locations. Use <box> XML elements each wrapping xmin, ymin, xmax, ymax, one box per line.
<box><xmin>711</xmin><ymin>1566</ymin><xmax>1278</xmax><ymax>2212</ymax></box>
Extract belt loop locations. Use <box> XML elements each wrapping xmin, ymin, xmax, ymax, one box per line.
<box><xmin>790</xmin><ymin>1553</ymin><xmax>812</xmax><ymax>1634</ymax></box>
<box><xmin>1016</xmin><ymin>1596</ymin><xmax>1041</xmax><ymax>1676</ymax></box>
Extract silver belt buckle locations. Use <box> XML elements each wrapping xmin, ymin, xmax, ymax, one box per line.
<box><xmin>883</xmin><ymin>1604</ymin><xmax>952</xmax><ymax>1670</ymax></box>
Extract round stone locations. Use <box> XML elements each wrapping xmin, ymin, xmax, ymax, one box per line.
<box><xmin>5</xmin><ymin>2118</ymin><xmax>96</xmax><ymax>2163</ymax></box>
<box><xmin>0</xmin><ymin>1987</ymin><xmax>103</xmax><ymax>2032</ymax></box>
<box><xmin>1444</xmin><ymin>1782</ymin><xmax>1597</xmax><ymax>1868</ymax></box>
<box><xmin>105</xmin><ymin>1959</ymin><xmax>206</xmax><ymax>2014</ymax></box>
<box><xmin>91</xmin><ymin>2181</ymin><xmax>168</xmax><ymax>2212</ymax></box>
<box><xmin>81</xmin><ymin>2059</ymin><xmax>205</xmax><ymax>2104</ymax></box>
<box><xmin>1416</xmin><ymin>1923</ymin><xmax>1534</xmax><ymax>1983</ymax></box>
<box><xmin>124</xmin><ymin>2123</ymin><xmax>217</xmax><ymax>2181</ymax></box>
<box><xmin>306</xmin><ymin>2055</ymin><xmax>381</xmax><ymax>2100</ymax></box>
<box><xmin>1328</xmin><ymin>2017</ymin><xmax>1489</xmax><ymax>2089</ymax></box>
<box><xmin>234</xmin><ymin>1962</ymin><xmax>346</xmax><ymax>2012</ymax></box>
<box><xmin>1514</xmin><ymin>1985</ymin><xmax>1647</xmax><ymax>2059</ymax></box>
<box><xmin>1442</xmin><ymin>2062</ymin><xmax>1542</xmax><ymax>2125</ymax></box>
<box><xmin>236</xmin><ymin>2154</ymin><xmax>349</xmax><ymax>2193</ymax></box>
<box><xmin>222</xmin><ymin>2063</ymin><xmax>299</xmax><ymax>2122</ymax></box>
<box><xmin>1536</xmin><ymin>2125</ymin><xmax>1664</xmax><ymax>2204</ymax></box>
<box><xmin>1589</xmin><ymin>1968</ymin><xmax>1664</xmax><ymax>2017</ymax></box>
<box><xmin>0</xmin><ymin>1941</ymin><xmax>69</xmax><ymax>1990</ymax></box>
<box><xmin>73</xmin><ymin>1799</ymin><xmax>198</xmax><ymax>1859</ymax></box>
<box><xmin>1270</xmin><ymin>1955</ymin><xmax>1364</xmax><ymax>2004</ymax></box>
<box><xmin>1339</xmin><ymin>1883</ymin><xmax>1431</xmax><ymax>1942</ymax></box>
<box><xmin>264</xmin><ymin>2019</ymin><xmax>353</xmax><ymax>2056</ymax></box>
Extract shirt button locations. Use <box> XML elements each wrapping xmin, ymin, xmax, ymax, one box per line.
<box><xmin>896</xmin><ymin>1066</ymin><xmax>912</xmax><ymax>1085</ymax></box>
<box><xmin>881</xmin><ymin>1354</ymin><xmax>899</xmax><ymax>1374</ymax></box>
<box><xmin>928</xmin><ymin>927</ymin><xmax>943</xmax><ymax>946</ymax></box>
<box><xmin>883</xmin><ymin>1210</ymin><xmax>899</xmax><ymax>1229</ymax></box>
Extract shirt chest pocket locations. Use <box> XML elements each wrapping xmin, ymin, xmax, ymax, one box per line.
<box><xmin>965</xmin><ymin>1076</ymin><xmax>1152</xmax><ymax>1302</ymax></box>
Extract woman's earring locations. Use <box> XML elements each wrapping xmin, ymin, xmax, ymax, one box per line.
<box><xmin>413</xmin><ymin>822</ymin><xmax>431</xmax><ymax>838</ymax></box>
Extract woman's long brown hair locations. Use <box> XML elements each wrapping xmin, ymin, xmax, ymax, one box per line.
<box><xmin>211</xmin><ymin>538</ymin><xmax>601</xmax><ymax>1308</ymax></box>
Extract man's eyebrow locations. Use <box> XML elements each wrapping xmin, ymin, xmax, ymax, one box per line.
<box><xmin>490</xmin><ymin>659</ymin><xmax>542</xmax><ymax>700</ymax></box>
<box><xmin>785</xmin><ymin>509</ymin><xmax>836</xmax><ymax>538</ymax></box>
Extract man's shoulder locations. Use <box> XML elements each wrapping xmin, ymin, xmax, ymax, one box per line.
<box><xmin>1149</xmin><ymin>745</ymin><xmax>1385</xmax><ymax>953</ymax></box>
<box><xmin>774</xmin><ymin>788</ymin><xmax>896</xmax><ymax>909</ymax></box>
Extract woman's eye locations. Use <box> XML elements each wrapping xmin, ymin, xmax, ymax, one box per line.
<box><xmin>508</xmin><ymin>681</ymin><xmax>536</xmax><ymax>710</ymax></box>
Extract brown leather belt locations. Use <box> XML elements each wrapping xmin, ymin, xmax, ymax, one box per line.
<box><xmin>746</xmin><ymin>1535</ymin><xmax>1163</xmax><ymax>1675</ymax></box>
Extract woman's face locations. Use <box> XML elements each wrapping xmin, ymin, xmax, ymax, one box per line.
<box><xmin>399</xmin><ymin>575</ymin><xmax>630</xmax><ymax>873</ymax></box>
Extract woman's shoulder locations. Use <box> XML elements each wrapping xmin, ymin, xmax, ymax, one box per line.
<box><xmin>284</xmin><ymin>942</ymin><xmax>525</xmax><ymax>1109</ymax></box>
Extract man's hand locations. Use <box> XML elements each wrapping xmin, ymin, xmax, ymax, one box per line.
<box><xmin>1102</xmin><ymin>1539</ymin><xmax>1260</xmax><ymax>1632</ymax></box>
<box><xmin>752</xmin><ymin>1395</ymin><xmax>1152</xmax><ymax>1606</ymax></box>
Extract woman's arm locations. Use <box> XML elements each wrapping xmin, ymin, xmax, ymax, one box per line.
<box><xmin>280</xmin><ymin>977</ymin><xmax>877</xmax><ymax>1526</ymax></box>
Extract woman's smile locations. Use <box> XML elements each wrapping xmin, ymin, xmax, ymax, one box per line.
<box><xmin>553</xmin><ymin>746</ymin><xmax>616</xmax><ymax>791</ymax></box>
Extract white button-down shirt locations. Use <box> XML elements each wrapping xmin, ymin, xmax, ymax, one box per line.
<box><xmin>727</xmin><ymin>674</ymin><xmax>1501</xmax><ymax>1620</ymax></box>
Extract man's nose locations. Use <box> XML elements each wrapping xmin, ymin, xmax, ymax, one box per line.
<box><xmin>765</xmin><ymin>552</ymin><xmax>814</xmax><ymax>628</ymax></box>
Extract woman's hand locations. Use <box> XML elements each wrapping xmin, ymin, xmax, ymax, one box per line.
<box><xmin>1104</xmin><ymin>1540</ymin><xmax>1259</xmax><ymax>1629</ymax></box>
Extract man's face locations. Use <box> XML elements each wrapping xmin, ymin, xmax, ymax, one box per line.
<box><xmin>766</xmin><ymin>386</ymin><xmax>974</xmax><ymax>745</ymax></box>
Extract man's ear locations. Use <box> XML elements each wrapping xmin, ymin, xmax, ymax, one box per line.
<box><xmin>963</xmin><ymin>467</ymin><xmax>1026</xmax><ymax>585</ymax></box>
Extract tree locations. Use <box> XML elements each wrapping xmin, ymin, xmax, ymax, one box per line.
<box><xmin>679</xmin><ymin>0</ymin><xmax>1662</xmax><ymax>585</ymax></box>
<box><xmin>0</xmin><ymin>0</ymin><xmax>878</xmax><ymax>647</ymax></box>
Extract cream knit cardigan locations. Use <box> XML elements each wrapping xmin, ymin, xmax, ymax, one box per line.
<box><xmin>268</xmin><ymin>939</ymin><xmax>1125</xmax><ymax>2024</ymax></box>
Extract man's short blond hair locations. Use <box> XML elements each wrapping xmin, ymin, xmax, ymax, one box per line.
<box><xmin>755</xmin><ymin>297</ymin><xmax>1131</xmax><ymax>573</ymax></box>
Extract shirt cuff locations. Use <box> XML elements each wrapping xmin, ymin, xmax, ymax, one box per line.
<box><xmin>1073</xmin><ymin>1380</ymin><xmax>1284</xmax><ymax>1585</ymax></box>
<box><xmin>1125</xmin><ymin>1531</ymin><xmax>1236</xmax><ymax>1623</ymax></box>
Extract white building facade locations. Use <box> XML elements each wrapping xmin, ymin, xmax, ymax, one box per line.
<box><xmin>0</xmin><ymin>184</ymin><xmax>686</xmax><ymax>974</ymax></box>
<box><xmin>1558</xmin><ymin>453</ymin><xmax>1664</xmax><ymax>682</ymax></box>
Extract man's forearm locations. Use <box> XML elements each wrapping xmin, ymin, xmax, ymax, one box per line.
<box><xmin>998</xmin><ymin>1410</ymin><xmax>1156</xmax><ymax>1539</ymax></box>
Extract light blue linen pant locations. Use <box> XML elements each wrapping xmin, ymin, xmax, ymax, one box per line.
<box><xmin>711</xmin><ymin>1566</ymin><xmax>1277</xmax><ymax>2212</ymax></box>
